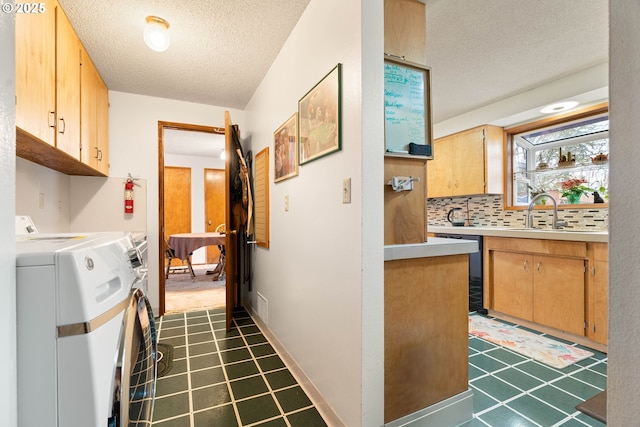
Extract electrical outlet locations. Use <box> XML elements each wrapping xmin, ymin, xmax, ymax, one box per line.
<box><xmin>343</xmin><ymin>178</ymin><xmax>351</xmax><ymax>203</ymax></box>
<box><xmin>284</xmin><ymin>195</ymin><xmax>289</xmax><ymax>211</ymax></box>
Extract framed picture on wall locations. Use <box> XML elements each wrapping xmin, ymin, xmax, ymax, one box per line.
<box><xmin>274</xmin><ymin>113</ymin><xmax>299</xmax><ymax>183</ymax></box>
<box><xmin>298</xmin><ymin>63</ymin><xmax>342</xmax><ymax>165</ymax></box>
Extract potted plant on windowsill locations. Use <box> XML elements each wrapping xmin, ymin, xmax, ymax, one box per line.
<box><xmin>560</xmin><ymin>178</ymin><xmax>595</xmax><ymax>204</ymax></box>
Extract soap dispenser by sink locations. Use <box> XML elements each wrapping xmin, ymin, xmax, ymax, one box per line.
<box><xmin>447</xmin><ymin>207</ymin><xmax>466</xmax><ymax>226</ymax></box>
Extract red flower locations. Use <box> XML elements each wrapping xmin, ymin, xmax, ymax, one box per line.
<box><xmin>561</xmin><ymin>178</ymin><xmax>587</xmax><ymax>190</ymax></box>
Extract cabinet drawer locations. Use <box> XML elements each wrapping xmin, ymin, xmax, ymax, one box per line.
<box><xmin>484</xmin><ymin>236</ymin><xmax>587</xmax><ymax>258</ymax></box>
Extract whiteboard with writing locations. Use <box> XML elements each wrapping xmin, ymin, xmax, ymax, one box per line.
<box><xmin>384</xmin><ymin>59</ymin><xmax>431</xmax><ymax>154</ymax></box>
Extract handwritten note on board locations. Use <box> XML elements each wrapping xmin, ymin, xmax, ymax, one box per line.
<box><xmin>384</xmin><ymin>60</ymin><xmax>429</xmax><ymax>153</ymax></box>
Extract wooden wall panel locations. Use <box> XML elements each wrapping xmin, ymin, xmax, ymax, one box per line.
<box><xmin>384</xmin><ymin>255</ymin><xmax>469</xmax><ymax>422</ymax></box>
<box><xmin>384</xmin><ymin>156</ymin><xmax>427</xmax><ymax>244</ymax></box>
<box><xmin>254</xmin><ymin>147</ymin><xmax>270</xmax><ymax>248</ymax></box>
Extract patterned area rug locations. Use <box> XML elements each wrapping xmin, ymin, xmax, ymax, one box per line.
<box><xmin>469</xmin><ymin>315</ymin><xmax>594</xmax><ymax>369</ymax></box>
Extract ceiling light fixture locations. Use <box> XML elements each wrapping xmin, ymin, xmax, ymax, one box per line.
<box><xmin>143</xmin><ymin>16</ymin><xmax>170</xmax><ymax>52</ymax></box>
<box><xmin>540</xmin><ymin>101</ymin><xmax>579</xmax><ymax>114</ymax></box>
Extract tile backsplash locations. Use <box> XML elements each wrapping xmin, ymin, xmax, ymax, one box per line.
<box><xmin>427</xmin><ymin>194</ymin><xmax>608</xmax><ymax>230</ymax></box>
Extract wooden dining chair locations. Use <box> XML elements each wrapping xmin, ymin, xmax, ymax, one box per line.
<box><xmin>164</xmin><ymin>238</ymin><xmax>195</xmax><ymax>279</ymax></box>
<box><xmin>210</xmin><ymin>224</ymin><xmax>226</xmax><ymax>280</ymax></box>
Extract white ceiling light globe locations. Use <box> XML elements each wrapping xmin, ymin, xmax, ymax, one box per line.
<box><xmin>144</xmin><ymin>16</ymin><xmax>170</xmax><ymax>52</ymax></box>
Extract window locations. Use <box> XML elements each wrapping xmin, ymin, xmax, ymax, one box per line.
<box><xmin>506</xmin><ymin>105</ymin><xmax>609</xmax><ymax>208</ymax></box>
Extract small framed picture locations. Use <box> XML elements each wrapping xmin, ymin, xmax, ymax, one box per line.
<box><xmin>274</xmin><ymin>113</ymin><xmax>299</xmax><ymax>183</ymax></box>
<box><xmin>298</xmin><ymin>63</ymin><xmax>342</xmax><ymax>165</ymax></box>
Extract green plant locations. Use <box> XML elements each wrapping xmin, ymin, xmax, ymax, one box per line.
<box><xmin>560</xmin><ymin>178</ymin><xmax>595</xmax><ymax>203</ymax></box>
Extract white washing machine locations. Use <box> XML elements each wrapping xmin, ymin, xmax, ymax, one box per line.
<box><xmin>16</xmin><ymin>232</ymin><xmax>156</xmax><ymax>427</ymax></box>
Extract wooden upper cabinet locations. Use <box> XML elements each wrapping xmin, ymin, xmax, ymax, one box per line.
<box><xmin>427</xmin><ymin>125</ymin><xmax>504</xmax><ymax>198</ymax></box>
<box><xmin>15</xmin><ymin>0</ymin><xmax>108</xmax><ymax>177</ymax></box>
<box><xmin>55</xmin><ymin>3</ymin><xmax>81</xmax><ymax>159</ymax></box>
<box><xmin>15</xmin><ymin>0</ymin><xmax>56</xmax><ymax>147</ymax></box>
<box><xmin>384</xmin><ymin>0</ymin><xmax>426</xmax><ymax>65</ymax></box>
<box><xmin>80</xmin><ymin>47</ymin><xmax>109</xmax><ymax>175</ymax></box>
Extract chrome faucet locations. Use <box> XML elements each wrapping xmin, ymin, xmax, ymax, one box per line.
<box><xmin>527</xmin><ymin>192</ymin><xmax>559</xmax><ymax>229</ymax></box>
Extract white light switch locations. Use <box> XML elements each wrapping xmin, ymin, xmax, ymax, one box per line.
<box><xmin>284</xmin><ymin>194</ymin><xmax>289</xmax><ymax>211</ymax></box>
<box><xmin>343</xmin><ymin>178</ymin><xmax>351</xmax><ymax>203</ymax></box>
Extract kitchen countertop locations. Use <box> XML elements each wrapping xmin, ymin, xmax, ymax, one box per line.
<box><xmin>384</xmin><ymin>237</ymin><xmax>478</xmax><ymax>261</ymax></box>
<box><xmin>429</xmin><ymin>225</ymin><xmax>608</xmax><ymax>243</ymax></box>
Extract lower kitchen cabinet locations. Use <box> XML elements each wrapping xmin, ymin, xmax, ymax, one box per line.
<box><xmin>533</xmin><ymin>255</ymin><xmax>585</xmax><ymax>336</ymax></box>
<box><xmin>587</xmin><ymin>243</ymin><xmax>608</xmax><ymax>345</ymax></box>
<box><xmin>486</xmin><ymin>237</ymin><xmax>588</xmax><ymax>337</ymax></box>
<box><xmin>493</xmin><ymin>251</ymin><xmax>533</xmax><ymax>320</ymax></box>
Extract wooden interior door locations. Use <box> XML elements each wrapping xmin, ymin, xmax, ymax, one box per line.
<box><xmin>205</xmin><ymin>168</ymin><xmax>225</xmax><ymax>263</ymax></box>
<box><xmin>164</xmin><ymin>166</ymin><xmax>192</xmax><ymax>267</ymax></box>
<box><xmin>224</xmin><ymin>111</ymin><xmax>240</xmax><ymax>330</ymax></box>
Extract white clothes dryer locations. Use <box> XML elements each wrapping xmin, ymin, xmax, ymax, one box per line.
<box><xmin>16</xmin><ymin>232</ymin><xmax>156</xmax><ymax>427</ymax></box>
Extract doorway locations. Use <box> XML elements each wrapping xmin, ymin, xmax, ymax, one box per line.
<box><xmin>158</xmin><ymin>121</ymin><xmax>226</xmax><ymax>315</ymax></box>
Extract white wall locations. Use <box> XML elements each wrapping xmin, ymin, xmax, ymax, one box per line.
<box><xmin>69</xmin><ymin>176</ymin><xmax>148</xmax><ymax>233</ymax></box>
<box><xmin>1</xmin><ymin>11</ymin><xmax>17</xmax><ymax>427</ymax></box>
<box><xmin>608</xmin><ymin>0</ymin><xmax>639</xmax><ymax>423</ymax></box>
<box><xmin>243</xmin><ymin>0</ymin><xmax>384</xmax><ymax>425</ymax></box>
<box><xmin>107</xmin><ymin>90</ymin><xmax>244</xmax><ymax>311</ymax></box>
<box><xmin>16</xmin><ymin>158</ymin><xmax>71</xmax><ymax>233</ymax></box>
<box><xmin>165</xmin><ymin>152</ymin><xmax>225</xmax><ymax>263</ymax></box>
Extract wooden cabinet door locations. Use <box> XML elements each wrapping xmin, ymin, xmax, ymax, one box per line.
<box><xmin>427</xmin><ymin>126</ymin><xmax>486</xmax><ymax>197</ymax></box>
<box><xmin>384</xmin><ymin>0</ymin><xmax>426</xmax><ymax>65</ymax></box>
<box><xmin>533</xmin><ymin>255</ymin><xmax>586</xmax><ymax>336</ymax></box>
<box><xmin>590</xmin><ymin>259</ymin><xmax>608</xmax><ymax>344</ymax></box>
<box><xmin>80</xmin><ymin>47</ymin><xmax>109</xmax><ymax>174</ymax></box>
<box><xmin>492</xmin><ymin>251</ymin><xmax>533</xmax><ymax>321</ymax></box>
<box><xmin>587</xmin><ymin>243</ymin><xmax>608</xmax><ymax>344</ymax></box>
<box><xmin>15</xmin><ymin>0</ymin><xmax>56</xmax><ymax>146</ymax></box>
<box><xmin>426</xmin><ymin>136</ymin><xmax>451</xmax><ymax>198</ymax></box>
<box><xmin>450</xmin><ymin>127</ymin><xmax>486</xmax><ymax>196</ymax></box>
<box><xmin>55</xmin><ymin>2</ymin><xmax>81</xmax><ymax>158</ymax></box>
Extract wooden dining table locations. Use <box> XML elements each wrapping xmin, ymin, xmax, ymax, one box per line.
<box><xmin>168</xmin><ymin>232</ymin><xmax>226</xmax><ymax>261</ymax></box>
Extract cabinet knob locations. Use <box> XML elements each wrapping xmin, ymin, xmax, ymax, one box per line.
<box><xmin>537</xmin><ymin>262</ymin><xmax>542</xmax><ymax>273</ymax></box>
<box><xmin>523</xmin><ymin>259</ymin><xmax>528</xmax><ymax>272</ymax></box>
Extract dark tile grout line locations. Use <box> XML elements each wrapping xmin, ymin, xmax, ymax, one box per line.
<box><xmin>153</xmin><ymin>308</ymin><xmax>322</xmax><ymax>427</ymax></box>
<box><xmin>467</xmin><ymin>322</ymin><xmax>607</xmax><ymax>427</ymax></box>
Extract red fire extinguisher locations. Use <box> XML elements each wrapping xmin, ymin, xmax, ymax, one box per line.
<box><xmin>124</xmin><ymin>178</ymin><xmax>134</xmax><ymax>214</ymax></box>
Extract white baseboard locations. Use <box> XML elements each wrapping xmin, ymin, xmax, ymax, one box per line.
<box><xmin>246</xmin><ymin>306</ymin><xmax>346</xmax><ymax>427</ymax></box>
<box><xmin>385</xmin><ymin>389</ymin><xmax>474</xmax><ymax>427</ymax></box>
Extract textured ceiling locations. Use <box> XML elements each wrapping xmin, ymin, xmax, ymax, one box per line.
<box><xmin>424</xmin><ymin>0</ymin><xmax>608</xmax><ymax>123</ymax></box>
<box><xmin>59</xmin><ymin>0</ymin><xmax>311</xmax><ymax>110</ymax></box>
<box><xmin>58</xmin><ymin>0</ymin><xmax>608</xmax><ymax>154</ymax></box>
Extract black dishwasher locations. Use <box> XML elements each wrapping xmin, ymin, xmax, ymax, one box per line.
<box><xmin>434</xmin><ymin>233</ymin><xmax>486</xmax><ymax>313</ymax></box>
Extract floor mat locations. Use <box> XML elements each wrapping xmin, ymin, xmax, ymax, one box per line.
<box><xmin>469</xmin><ymin>315</ymin><xmax>594</xmax><ymax>369</ymax></box>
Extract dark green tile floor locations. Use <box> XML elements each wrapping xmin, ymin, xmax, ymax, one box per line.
<box><xmin>151</xmin><ymin>307</ymin><xmax>328</xmax><ymax>427</ymax></box>
<box><xmin>462</xmin><ymin>315</ymin><xmax>607</xmax><ymax>427</ymax></box>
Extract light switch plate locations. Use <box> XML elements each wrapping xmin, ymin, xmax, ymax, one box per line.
<box><xmin>284</xmin><ymin>194</ymin><xmax>289</xmax><ymax>211</ymax></box>
<box><xmin>343</xmin><ymin>178</ymin><xmax>351</xmax><ymax>203</ymax></box>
